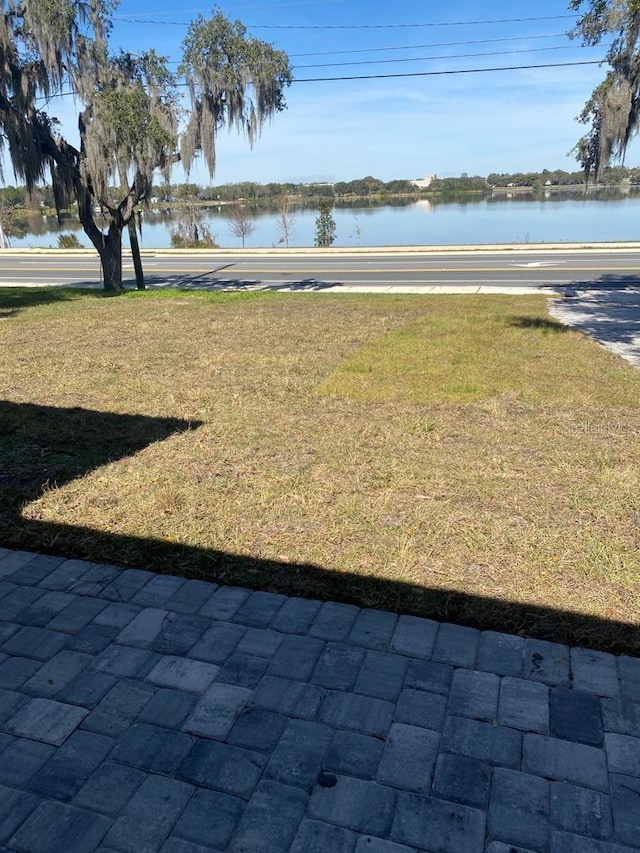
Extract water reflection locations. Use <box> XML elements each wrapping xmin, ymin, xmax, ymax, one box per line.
<box><xmin>9</xmin><ymin>186</ymin><xmax>640</xmax><ymax>249</ymax></box>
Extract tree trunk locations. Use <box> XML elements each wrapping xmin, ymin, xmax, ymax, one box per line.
<box><xmin>97</xmin><ymin>226</ymin><xmax>124</xmax><ymax>292</ymax></box>
<box><xmin>128</xmin><ymin>218</ymin><xmax>145</xmax><ymax>290</ymax></box>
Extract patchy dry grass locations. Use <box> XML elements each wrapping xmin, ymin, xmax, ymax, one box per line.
<box><xmin>1</xmin><ymin>287</ymin><xmax>638</xmax><ymax>650</ymax></box>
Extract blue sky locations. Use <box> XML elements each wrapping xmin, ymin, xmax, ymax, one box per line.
<box><xmin>50</xmin><ymin>0</ymin><xmax>636</xmax><ymax>184</ymax></box>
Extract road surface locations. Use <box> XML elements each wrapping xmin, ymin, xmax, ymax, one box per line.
<box><xmin>1</xmin><ymin>247</ymin><xmax>640</xmax><ymax>293</ymax></box>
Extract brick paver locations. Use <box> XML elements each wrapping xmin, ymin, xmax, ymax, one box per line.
<box><xmin>0</xmin><ymin>547</ymin><xmax>638</xmax><ymax>852</ymax></box>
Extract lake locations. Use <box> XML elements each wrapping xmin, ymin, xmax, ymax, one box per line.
<box><xmin>8</xmin><ymin>188</ymin><xmax>640</xmax><ymax>249</ymax></box>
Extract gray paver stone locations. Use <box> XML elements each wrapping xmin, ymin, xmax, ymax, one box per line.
<box><xmin>183</xmin><ymin>683</ymin><xmax>251</xmax><ymax>739</ymax></box>
<box><xmin>550</xmin><ymin>830</ymin><xmax>639</xmax><ymax>852</ymax></box>
<box><xmin>137</xmin><ymin>688</ymin><xmax>197</xmax><ymax>729</ymax></box>
<box><xmin>117</xmin><ymin>608</ymin><xmax>169</xmax><ymax>648</ymax></box>
<box><xmin>151</xmin><ymin>615</ymin><xmax>210</xmax><ymax>657</ymax></box>
<box><xmin>309</xmin><ymin>601</ymin><xmax>360</xmax><ymax>641</ymax></box>
<box><xmin>66</xmin><ymin>564</ymin><xmax>119</xmax><ymax>597</ymax></box>
<box><xmin>146</xmin><ymin>655</ymin><xmax>219</xmax><ymax>693</ymax></box>
<box><xmin>432</xmin><ymin>622</ymin><xmax>480</xmax><ymax>668</ymax></box>
<box><xmin>57</xmin><ymin>671</ymin><xmax>118</xmax><ymax>709</ymax></box>
<box><xmin>232</xmin><ymin>591</ymin><xmax>287</xmax><ymax>628</ymax></box>
<box><xmin>267</xmin><ymin>634</ymin><xmax>325</xmax><ymax>681</ymax></box>
<box><xmin>618</xmin><ymin>656</ymin><xmax>640</xmax><ymax>702</ymax></box>
<box><xmin>271</xmin><ymin>597</ymin><xmax>321</xmax><ymax>634</ymax></box>
<box><xmin>1</xmin><ymin>625</ymin><xmax>67</xmax><ymax>660</ymax></box>
<box><xmin>290</xmin><ymin>819</ymin><xmax>357</xmax><ymax>853</ymax></box>
<box><xmin>199</xmin><ymin>586</ymin><xmax>250</xmax><ymax>621</ymax></box>
<box><xmin>188</xmin><ymin>621</ymin><xmax>246</xmax><ymax>664</ymax></box>
<box><xmin>486</xmin><ymin>845</ymin><xmax>539</xmax><ymax>853</ymax></box>
<box><xmin>178</xmin><ymin>739</ymin><xmax>265</xmax><ymax>798</ymax></box>
<box><xmin>110</xmin><ymin>723</ymin><xmax>195</xmax><ymax>775</ymax></box>
<box><xmin>81</xmin><ymin>680</ymin><xmax>156</xmax><ymax>736</ymax></box>
<box><xmin>236</xmin><ymin>627</ymin><xmax>284</xmax><ymax>659</ymax></box>
<box><xmin>571</xmin><ymin>647</ymin><xmax>620</xmax><ymax>698</ymax></box>
<box><xmin>28</xmin><ymin>729</ymin><xmax>114</xmax><ymax>802</ymax></box>
<box><xmin>130</xmin><ymin>575</ymin><xmax>185</xmax><ymax>607</ymax></box>
<box><xmin>477</xmin><ymin>631</ymin><xmax>525</xmax><ymax>677</ymax></box>
<box><xmin>390</xmin><ymin>615</ymin><xmax>438</xmax><ymax>660</ymax></box>
<box><xmin>17</xmin><ymin>591</ymin><xmax>74</xmax><ymax>627</ymax></box>
<box><xmin>524</xmin><ymin>639</ymin><xmax>570</xmax><ymax>686</ymax></box>
<box><xmin>93</xmin><ymin>644</ymin><xmax>159</xmax><ymax>678</ymax></box>
<box><xmin>0</xmin><ymin>686</ymin><xmax>27</xmax><ymax>722</ymax></box>
<box><xmin>431</xmin><ymin>753</ymin><xmax>491</xmax><ymax>809</ymax></box>
<box><xmin>610</xmin><ymin>773</ymin><xmax>640</xmax><ymax>847</ymax></box>
<box><xmin>550</xmin><ymin>781</ymin><xmax>613</xmax><ymax>840</ymax></box>
<box><xmin>68</xmin><ymin>624</ymin><xmax>118</xmax><ymax>655</ymax></box>
<box><xmin>159</xmin><ymin>841</ymin><xmax>215</xmax><ymax>853</ymax></box>
<box><xmin>46</xmin><ymin>597</ymin><xmax>107</xmax><ymax>634</ymax></box>
<box><xmin>0</xmin><ymin>550</ymin><xmax>39</xmax><ymax>577</ymax></box>
<box><xmin>391</xmin><ymin>791</ymin><xmax>485</xmax><ymax>853</ymax></box>
<box><xmin>498</xmin><ymin>677</ymin><xmax>549</xmax><ymax>734</ymax></box>
<box><xmin>324</xmin><ymin>730</ymin><xmax>385</xmax><ymax>780</ymax></box>
<box><xmin>394</xmin><ymin>688</ymin><xmax>447</xmax><ymax>731</ymax></box>
<box><xmin>441</xmin><ymin>715</ymin><xmax>522</xmax><ymax>769</ymax></box>
<box><xmin>249</xmin><ymin>675</ymin><xmax>326</xmax><ymax>720</ymax></box>
<box><xmin>348</xmin><ymin>608</ymin><xmax>398</xmax><ymax>650</ymax></box>
<box><xmin>0</xmin><ymin>785</ymin><xmax>42</xmax><ymax>845</ymax></box>
<box><xmin>354</xmin><ymin>839</ymin><xmax>416</xmax><ymax>853</ymax></box>
<box><xmin>601</xmin><ymin>698</ymin><xmax>640</xmax><ymax>737</ymax></box>
<box><xmin>5</xmin><ymin>697</ymin><xmax>88</xmax><ymax>745</ymax></box>
<box><xmin>488</xmin><ymin>768</ymin><xmax>550</xmax><ymax>852</ymax></box>
<box><xmin>164</xmin><ymin>578</ymin><xmax>217</xmax><ymax>615</ymax></box>
<box><xmin>173</xmin><ymin>787</ymin><xmax>244</xmax><ymax>849</ymax></box>
<box><xmin>93</xmin><ymin>603</ymin><xmax>142</xmax><ymax>629</ymax></box>
<box><xmin>8</xmin><ymin>801</ymin><xmax>110</xmax><ymax>853</ymax></box>
<box><xmin>216</xmin><ymin>653</ymin><xmax>268</xmax><ymax>689</ymax></box>
<box><xmin>99</xmin><ymin>568</ymin><xmax>156</xmax><ymax>603</ymax></box>
<box><xmin>376</xmin><ymin>723</ymin><xmax>440</xmax><ymax>793</ymax></box>
<box><xmin>265</xmin><ymin>719</ymin><xmax>333</xmax><ymax>789</ymax></box>
<box><xmin>447</xmin><ymin>668</ymin><xmax>500</xmax><ymax>721</ymax></box>
<box><xmin>23</xmin><ymin>650</ymin><xmax>92</xmax><ymax>698</ymax></box>
<box><xmin>403</xmin><ymin>659</ymin><xmax>453</xmax><ymax>696</ymax></box>
<box><xmin>104</xmin><ymin>775</ymin><xmax>193</xmax><ymax>853</ymax></box>
<box><xmin>605</xmin><ymin>732</ymin><xmax>640</xmax><ymax>776</ymax></box>
<box><xmin>0</xmin><ymin>656</ymin><xmax>42</xmax><ymax>689</ymax></box>
<box><xmin>355</xmin><ymin>651</ymin><xmax>408</xmax><ymax>702</ymax></box>
<box><xmin>39</xmin><ymin>559</ymin><xmax>93</xmax><ymax>592</ymax></box>
<box><xmin>523</xmin><ymin>733</ymin><xmax>609</xmax><ymax>791</ymax></box>
<box><xmin>550</xmin><ymin>686</ymin><xmax>604</xmax><ymax>746</ymax></box>
<box><xmin>73</xmin><ymin>761</ymin><xmax>146</xmax><ymax>815</ymax></box>
<box><xmin>319</xmin><ymin>691</ymin><xmax>394</xmax><ymax>738</ymax></box>
<box><xmin>312</xmin><ymin>642</ymin><xmax>366</xmax><ymax>691</ymax></box>
<box><xmin>0</xmin><ymin>739</ymin><xmax>55</xmax><ymax>787</ymax></box>
<box><xmin>308</xmin><ymin>774</ymin><xmax>397</xmax><ymax>836</ymax></box>
<box><xmin>229</xmin><ymin>779</ymin><xmax>308</xmax><ymax>853</ymax></box>
<box><xmin>3</xmin><ymin>554</ymin><xmax>62</xmax><ymax>584</ymax></box>
<box><xmin>226</xmin><ymin>707</ymin><xmax>288</xmax><ymax>752</ymax></box>
<box><xmin>0</xmin><ymin>587</ymin><xmax>45</xmax><ymax>621</ymax></box>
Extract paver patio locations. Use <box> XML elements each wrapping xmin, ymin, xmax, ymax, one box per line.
<box><xmin>0</xmin><ymin>546</ymin><xmax>638</xmax><ymax>853</ymax></box>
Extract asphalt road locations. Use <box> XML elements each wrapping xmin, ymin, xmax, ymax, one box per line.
<box><xmin>1</xmin><ymin>247</ymin><xmax>640</xmax><ymax>293</ymax></box>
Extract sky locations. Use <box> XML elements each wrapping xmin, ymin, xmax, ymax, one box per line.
<box><xmin>36</xmin><ymin>0</ymin><xmax>640</xmax><ymax>185</ymax></box>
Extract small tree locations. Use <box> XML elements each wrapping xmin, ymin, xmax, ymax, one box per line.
<box><xmin>571</xmin><ymin>0</ymin><xmax>640</xmax><ymax>181</ymax></box>
<box><xmin>275</xmin><ymin>194</ymin><xmax>295</xmax><ymax>246</ymax></box>
<box><xmin>0</xmin><ymin>5</ymin><xmax>291</xmax><ymax>291</ymax></box>
<box><xmin>228</xmin><ymin>205</ymin><xmax>257</xmax><ymax>248</ymax></box>
<box><xmin>314</xmin><ymin>201</ymin><xmax>336</xmax><ymax>247</ymax></box>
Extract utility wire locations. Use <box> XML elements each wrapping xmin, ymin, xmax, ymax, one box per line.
<box><xmin>292</xmin><ymin>43</ymin><xmax>598</xmax><ymax>70</ymax></box>
<box><xmin>289</xmin><ymin>32</ymin><xmax>572</xmax><ymax>57</ymax></box>
<box><xmin>116</xmin><ymin>13</ymin><xmax>580</xmax><ymax>29</ymax></box>
<box><xmin>36</xmin><ymin>57</ymin><xmax>603</xmax><ymax>101</ymax></box>
<box><xmin>294</xmin><ymin>59</ymin><xmax>601</xmax><ymax>82</ymax></box>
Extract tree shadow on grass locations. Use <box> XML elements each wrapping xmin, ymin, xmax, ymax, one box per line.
<box><xmin>0</xmin><ymin>286</ymin><xmax>109</xmax><ymax>317</ymax></box>
<box><xmin>0</xmin><ymin>400</ymin><xmax>638</xmax><ymax>654</ymax></box>
<box><xmin>508</xmin><ymin>316</ymin><xmax>570</xmax><ymax>333</ymax></box>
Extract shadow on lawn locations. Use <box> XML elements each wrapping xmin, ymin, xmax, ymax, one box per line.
<box><xmin>0</xmin><ymin>286</ymin><xmax>109</xmax><ymax>317</ymax></box>
<box><xmin>1</xmin><ymin>399</ymin><xmax>638</xmax><ymax>654</ymax></box>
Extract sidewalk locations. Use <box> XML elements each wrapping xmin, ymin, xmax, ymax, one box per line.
<box><xmin>0</xmin><ymin>546</ymin><xmax>638</xmax><ymax>853</ymax></box>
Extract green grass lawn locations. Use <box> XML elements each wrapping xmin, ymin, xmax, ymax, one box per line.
<box><xmin>1</xmin><ymin>287</ymin><xmax>638</xmax><ymax>651</ymax></box>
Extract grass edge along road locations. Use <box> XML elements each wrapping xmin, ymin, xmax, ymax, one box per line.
<box><xmin>1</xmin><ymin>287</ymin><xmax>638</xmax><ymax>652</ymax></box>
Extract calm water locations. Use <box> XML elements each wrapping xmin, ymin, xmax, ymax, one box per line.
<box><xmin>10</xmin><ymin>190</ymin><xmax>640</xmax><ymax>249</ymax></box>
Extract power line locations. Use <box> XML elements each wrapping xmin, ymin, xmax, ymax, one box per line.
<box><xmin>293</xmin><ymin>59</ymin><xmax>601</xmax><ymax>82</ymax></box>
<box><xmin>289</xmin><ymin>32</ymin><xmax>572</xmax><ymax>57</ymax></box>
<box><xmin>116</xmin><ymin>13</ymin><xmax>579</xmax><ymax>29</ymax></box>
<box><xmin>292</xmin><ymin>43</ymin><xmax>598</xmax><ymax>70</ymax></box>
<box><xmin>37</xmin><ymin>58</ymin><xmax>603</xmax><ymax>102</ymax></box>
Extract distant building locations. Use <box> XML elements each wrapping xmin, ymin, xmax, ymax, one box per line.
<box><xmin>411</xmin><ymin>174</ymin><xmax>436</xmax><ymax>188</ymax></box>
